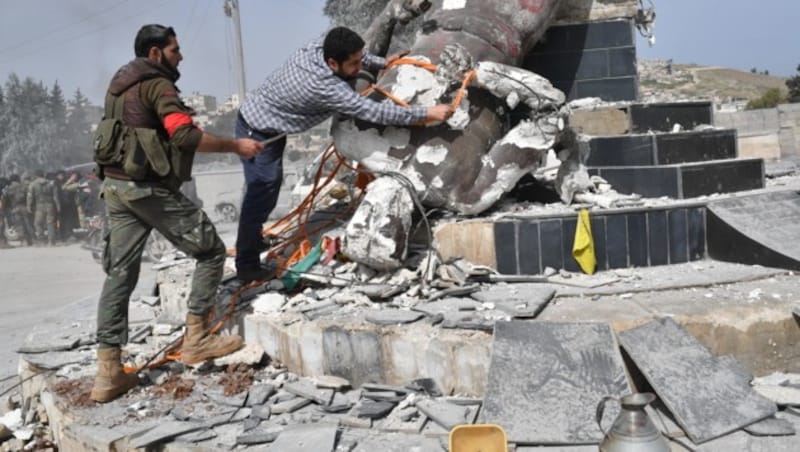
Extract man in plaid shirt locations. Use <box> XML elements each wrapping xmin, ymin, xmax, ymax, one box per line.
<box><xmin>234</xmin><ymin>27</ymin><xmax>454</xmax><ymax>282</ymax></box>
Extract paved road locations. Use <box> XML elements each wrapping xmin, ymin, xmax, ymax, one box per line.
<box><xmin>0</xmin><ymin>243</ymin><xmax>156</xmax><ymax>389</ymax></box>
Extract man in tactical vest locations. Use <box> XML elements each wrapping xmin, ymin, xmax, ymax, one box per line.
<box><xmin>2</xmin><ymin>175</ymin><xmax>34</xmax><ymax>246</ymax></box>
<box><xmin>27</xmin><ymin>170</ymin><xmax>60</xmax><ymax>246</ymax></box>
<box><xmin>91</xmin><ymin>24</ymin><xmax>263</xmax><ymax>403</ymax></box>
<box><xmin>0</xmin><ymin>177</ymin><xmax>8</xmax><ymax>248</ymax></box>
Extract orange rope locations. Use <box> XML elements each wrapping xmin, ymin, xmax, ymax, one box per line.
<box><xmin>128</xmin><ymin>58</ymin><xmax>473</xmax><ymax>374</ymax></box>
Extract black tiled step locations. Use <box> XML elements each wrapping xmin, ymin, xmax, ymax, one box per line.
<box><xmin>493</xmin><ymin>205</ymin><xmax>707</xmax><ymax>274</ymax></box>
<box><xmin>586</xmin><ymin>129</ymin><xmax>738</xmax><ymax>167</ymax></box>
<box><xmin>589</xmin><ymin>158</ymin><xmax>764</xmax><ymax>199</ymax></box>
<box><xmin>707</xmin><ymin>190</ymin><xmax>800</xmax><ymax>271</ymax></box>
<box><xmin>524</xmin><ymin>19</ymin><xmax>638</xmax><ymax>102</ymax></box>
<box><xmin>630</xmin><ymin>102</ymin><xmax>714</xmax><ymax>133</ymax></box>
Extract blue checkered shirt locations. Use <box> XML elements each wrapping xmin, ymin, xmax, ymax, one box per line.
<box><xmin>239</xmin><ymin>35</ymin><xmax>428</xmax><ymax>134</ymax></box>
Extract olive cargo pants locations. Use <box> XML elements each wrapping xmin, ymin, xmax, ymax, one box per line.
<box><xmin>96</xmin><ymin>177</ymin><xmax>226</xmax><ymax>347</ymax></box>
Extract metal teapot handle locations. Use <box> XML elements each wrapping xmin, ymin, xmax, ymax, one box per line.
<box><xmin>596</xmin><ymin>395</ymin><xmax>620</xmax><ymax>435</ymax></box>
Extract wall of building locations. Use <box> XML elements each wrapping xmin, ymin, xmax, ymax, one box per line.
<box><xmin>716</xmin><ymin>105</ymin><xmax>800</xmax><ymax>159</ymax></box>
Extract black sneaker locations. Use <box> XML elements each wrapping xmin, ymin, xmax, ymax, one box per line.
<box><xmin>236</xmin><ymin>266</ymin><xmax>269</xmax><ymax>283</ymax></box>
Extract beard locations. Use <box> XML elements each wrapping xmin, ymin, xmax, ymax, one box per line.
<box><xmin>159</xmin><ymin>56</ymin><xmax>181</xmax><ymax>80</ymax></box>
<box><xmin>335</xmin><ymin>68</ymin><xmax>358</xmax><ymax>81</ymax></box>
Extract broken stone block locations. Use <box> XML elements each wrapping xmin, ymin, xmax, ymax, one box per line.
<box><xmin>129</xmin><ymin>324</ymin><xmax>152</xmax><ymax>343</ymax></box>
<box><xmin>351</xmin><ymin>400</ymin><xmax>397</xmax><ymax>419</ymax></box>
<box><xmin>751</xmin><ymin>373</ymin><xmax>800</xmax><ymax>406</ymax></box>
<box><xmin>204</xmin><ymin>387</ymin><xmax>249</xmax><ymax>407</ymax></box>
<box><xmin>127</xmin><ymin>421</ymin><xmax>204</xmax><ymax>449</ymax></box>
<box><xmin>744</xmin><ymin>416</ymin><xmax>796</xmax><ymax>436</ymax></box>
<box><xmin>619</xmin><ymin>317</ymin><xmax>777</xmax><ymax>444</ymax></box>
<box><xmin>365</xmin><ymin>309</ymin><xmax>424</xmax><ymax>326</ymax></box>
<box><xmin>176</xmin><ymin>428</ymin><xmax>217</xmax><ymax>443</ymax></box>
<box><xmin>213</xmin><ymin>343</ymin><xmax>265</xmax><ymax>367</ymax></box>
<box><xmin>236</xmin><ymin>426</ymin><xmax>282</xmax><ymax>445</ymax></box>
<box><xmin>284</xmin><ymin>380</ymin><xmax>334</xmax><ymax>406</ymax></box>
<box><xmin>481</xmin><ymin>321</ymin><xmax>631</xmax><ymax>445</ymax></box>
<box><xmin>271</xmin><ymin>397</ymin><xmax>311</xmax><ymax>415</ymax></box>
<box><xmin>252</xmin><ymin>293</ymin><xmax>287</xmax><ymax>314</ymax></box>
<box><xmin>243</xmin><ymin>415</ymin><xmax>261</xmax><ymax>431</ymax></box>
<box><xmin>406</xmin><ymin>378</ymin><xmax>443</xmax><ymax>397</ymax></box>
<box><xmin>267</xmin><ymin>423</ymin><xmax>338</xmax><ymax>452</ymax></box>
<box><xmin>340</xmin><ymin>415</ymin><xmax>372</xmax><ymax>429</ymax></box>
<box><xmin>362</xmin><ymin>391</ymin><xmax>405</xmax><ymax>403</ymax></box>
<box><xmin>361</xmin><ymin>383</ymin><xmax>408</xmax><ymax>394</ymax></box>
<box><xmin>252</xmin><ymin>405</ymin><xmax>271</xmax><ymax>420</ymax></box>
<box><xmin>313</xmin><ymin>375</ymin><xmax>351</xmax><ymax>390</ymax></box>
<box><xmin>247</xmin><ymin>384</ymin><xmax>277</xmax><ymax>406</ymax></box>
<box><xmin>471</xmin><ymin>284</ymin><xmax>556</xmax><ymax>319</ymax></box>
<box><xmin>321</xmin><ymin>393</ymin><xmax>354</xmax><ymax>413</ymax></box>
<box><xmin>352</xmin><ymin>432</ymin><xmax>443</xmax><ymax>452</ymax></box>
<box><xmin>416</xmin><ymin>399</ymin><xmax>470</xmax><ymax>430</ymax></box>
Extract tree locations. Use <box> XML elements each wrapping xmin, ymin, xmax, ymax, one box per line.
<box><xmin>787</xmin><ymin>64</ymin><xmax>800</xmax><ymax>102</ymax></box>
<box><xmin>65</xmin><ymin>87</ymin><xmax>92</xmax><ymax>164</ymax></box>
<box><xmin>49</xmin><ymin>81</ymin><xmax>67</xmax><ymax>126</ymax></box>
<box><xmin>746</xmin><ymin>88</ymin><xmax>786</xmax><ymax>110</ymax></box>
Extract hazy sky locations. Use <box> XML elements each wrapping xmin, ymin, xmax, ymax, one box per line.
<box><xmin>1</xmin><ymin>0</ymin><xmax>798</xmax><ymax>106</ymax></box>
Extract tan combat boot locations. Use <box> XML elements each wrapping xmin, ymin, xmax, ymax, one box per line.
<box><xmin>181</xmin><ymin>312</ymin><xmax>244</xmax><ymax>364</ymax></box>
<box><xmin>90</xmin><ymin>347</ymin><xmax>139</xmax><ymax>403</ymax></box>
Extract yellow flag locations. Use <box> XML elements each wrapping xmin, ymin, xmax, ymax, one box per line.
<box><xmin>572</xmin><ymin>209</ymin><xmax>596</xmax><ymax>275</ymax></box>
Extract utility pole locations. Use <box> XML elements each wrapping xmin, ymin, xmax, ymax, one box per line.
<box><xmin>224</xmin><ymin>0</ymin><xmax>247</xmax><ymax>106</ymax></box>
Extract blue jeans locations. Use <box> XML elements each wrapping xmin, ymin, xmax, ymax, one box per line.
<box><xmin>234</xmin><ymin>113</ymin><xmax>286</xmax><ymax>271</ymax></box>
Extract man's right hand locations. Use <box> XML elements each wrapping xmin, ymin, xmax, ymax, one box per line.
<box><xmin>235</xmin><ymin>138</ymin><xmax>264</xmax><ymax>159</ymax></box>
<box><xmin>426</xmin><ymin>104</ymin><xmax>455</xmax><ymax>122</ymax></box>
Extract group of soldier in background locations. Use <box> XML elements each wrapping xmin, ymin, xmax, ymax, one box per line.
<box><xmin>0</xmin><ymin>169</ymin><xmax>104</xmax><ymax>248</ymax></box>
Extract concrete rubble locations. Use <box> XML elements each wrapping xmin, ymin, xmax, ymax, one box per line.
<box><xmin>4</xmin><ymin>244</ymin><xmax>799</xmax><ymax>450</ymax></box>
<box><xmin>5</xmin><ymin>1</ymin><xmax>800</xmax><ymax>450</ymax></box>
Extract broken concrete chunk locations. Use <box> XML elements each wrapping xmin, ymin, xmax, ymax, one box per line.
<box><xmin>406</xmin><ymin>378</ymin><xmax>443</xmax><ymax>397</ymax></box>
<box><xmin>266</xmin><ymin>423</ymin><xmax>338</xmax><ymax>452</ymax></box>
<box><xmin>247</xmin><ymin>384</ymin><xmax>277</xmax><ymax>406</ymax></box>
<box><xmin>361</xmin><ymin>383</ymin><xmax>409</xmax><ymax>394</ymax></box>
<box><xmin>129</xmin><ymin>324</ymin><xmax>153</xmax><ymax>343</ymax></box>
<box><xmin>128</xmin><ymin>421</ymin><xmax>204</xmax><ymax>449</ymax></box>
<box><xmin>252</xmin><ymin>293</ymin><xmax>287</xmax><ymax>314</ymax></box>
<box><xmin>271</xmin><ymin>397</ymin><xmax>312</xmax><ymax>415</ymax></box>
<box><xmin>471</xmin><ymin>284</ymin><xmax>556</xmax><ymax>318</ymax></box>
<box><xmin>619</xmin><ymin>318</ymin><xmax>777</xmax><ymax>444</ymax></box>
<box><xmin>16</xmin><ymin>334</ymin><xmax>80</xmax><ymax>354</ymax></box>
<box><xmin>252</xmin><ymin>405</ymin><xmax>272</xmax><ymax>420</ymax></box>
<box><xmin>176</xmin><ymin>428</ymin><xmax>217</xmax><ymax>443</ymax></box>
<box><xmin>243</xmin><ymin>416</ymin><xmax>261</xmax><ymax>432</ymax></box>
<box><xmin>321</xmin><ymin>393</ymin><xmax>354</xmax><ymax>413</ymax></box>
<box><xmin>743</xmin><ymin>416</ymin><xmax>796</xmax><ymax>436</ymax></box>
<box><xmin>413</xmin><ymin>298</ymin><xmax>483</xmax><ymax>317</ymax></box>
<box><xmin>237</xmin><ymin>426</ymin><xmax>282</xmax><ymax>445</ymax></box>
<box><xmin>313</xmin><ymin>375</ymin><xmax>351</xmax><ymax>390</ymax></box>
<box><xmin>416</xmin><ymin>399</ymin><xmax>470</xmax><ymax>430</ymax></box>
<box><xmin>213</xmin><ymin>343</ymin><xmax>265</xmax><ymax>367</ymax></box>
<box><xmin>427</xmin><ymin>284</ymin><xmax>480</xmax><ymax>301</ymax></box>
<box><xmin>351</xmin><ymin>400</ymin><xmax>397</xmax><ymax>419</ymax></box>
<box><xmin>362</xmin><ymin>391</ymin><xmax>406</xmax><ymax>403</ymax></box>
<box><xmin>138</xmin><ymin>295</ymin><xmax>160</xmax><ymax>306</ymax></box>
<box><xmin>284</xmin><ymin>380</ymin><xmax>335</xmax><ymax>406</ymax></box>
<box><xmin>339</xmin><ymin>415</ymin><xmax>372</xmax><ymax>429</ymax></box>
<box><xmin>365</xmin><ymin>309</ymin><xmax>424</xmax><ymax>326</ymax></box>
<box><xmin>205</xmin><ymin>388</ymin><xmax>248</xmax><ymax>407</ymax></box>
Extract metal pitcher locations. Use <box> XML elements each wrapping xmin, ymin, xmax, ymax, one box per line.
<box><xmin>596</xmin><ymin>392</ymin><xmax>671</xmax><ymax>452</ymax></box>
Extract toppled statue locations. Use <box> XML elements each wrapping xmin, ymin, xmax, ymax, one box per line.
<box><xmin>331</xmin><ymin>0</ymin><xmax>587</xmax><ymax>269</ymax></box>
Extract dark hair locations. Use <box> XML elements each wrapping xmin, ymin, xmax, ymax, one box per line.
<box><xmin>134</xmin><ymin>24</ymin><xmax>176</xmax><ymax>58</ymax></box>
<box><xmin>9</xmin><ymin>174</ymin><xmax>19</xmax><ymax>183</ymax></box>
<box><xmin>323</xmin><ymin>27</ymin><xmax>365</xmax><ymax>64</ymax></box>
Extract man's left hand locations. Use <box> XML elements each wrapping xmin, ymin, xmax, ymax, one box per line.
<box><xmin>385</xmin><ymin>51</ymin><xmax>410</xmax><ymax>68</ymax></box>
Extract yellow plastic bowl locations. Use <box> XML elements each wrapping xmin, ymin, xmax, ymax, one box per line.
<box><xmin>449</xmin><ymin>424</ymin><xmax>508</xmax><ymax>452</ymax></box>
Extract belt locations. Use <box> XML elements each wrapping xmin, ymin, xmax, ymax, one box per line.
<box><xmin>102</xmin><ymin>166</ymin><xmax>132</xmax><ymax>181</ymax></box>
<box><xmin>238</xmin><ymin>112</ymin><xmax>286</xmax><ymax>145</ymax></box>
